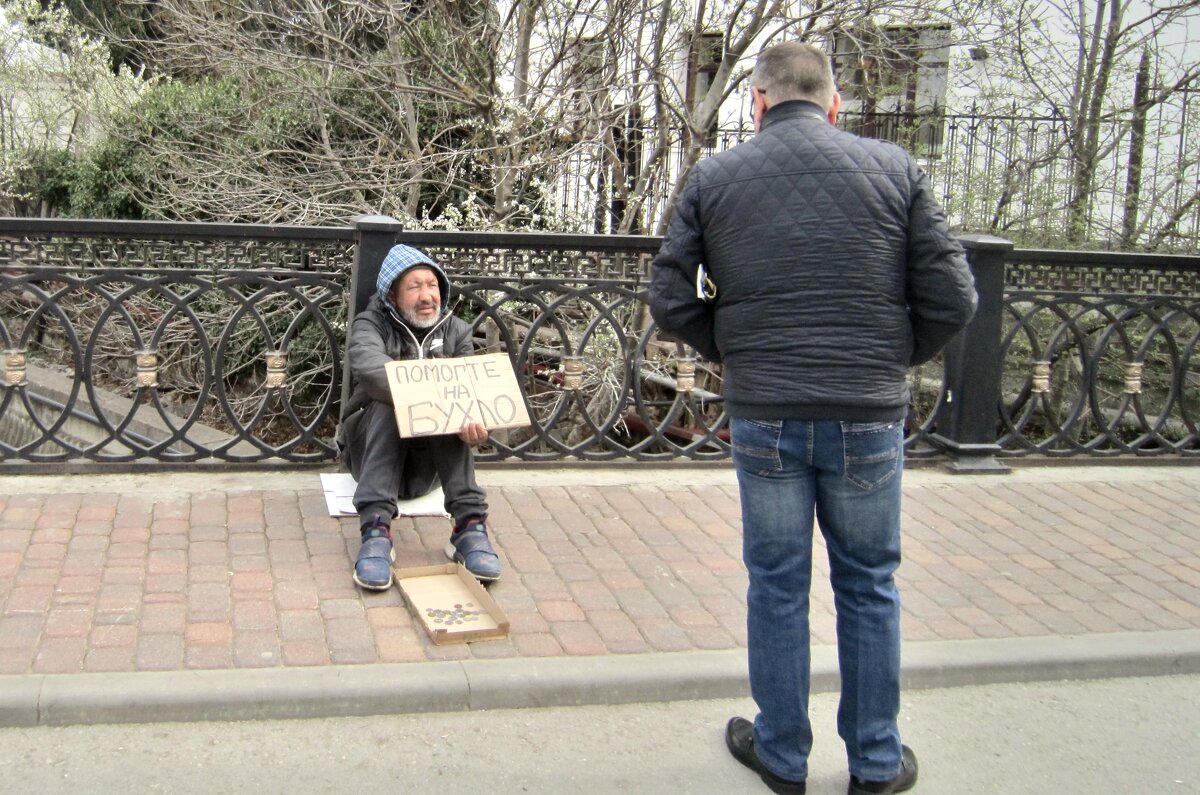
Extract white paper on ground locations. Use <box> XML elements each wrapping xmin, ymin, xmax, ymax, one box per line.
<box><xmin>319</xmin><ymin>472</ymin><xmax>448</xmax><ymax>518</ymax></box>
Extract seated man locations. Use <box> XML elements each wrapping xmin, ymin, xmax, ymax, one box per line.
<box><xmin>338</xmin><ymin>243</ymin><xmax>501</xmax><ymax>589</ymax></box>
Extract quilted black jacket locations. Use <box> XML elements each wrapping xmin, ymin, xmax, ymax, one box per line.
<box><xmin>649</xmin><ymin>100</ymin><xmax>977</xmax><ymax>422</ymax></box>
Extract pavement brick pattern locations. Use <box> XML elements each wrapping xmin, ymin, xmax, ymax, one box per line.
<box><xmin>1</xmin><ymin>470</ymin><xmax>1198</xmax><ymax>675</ymax></box>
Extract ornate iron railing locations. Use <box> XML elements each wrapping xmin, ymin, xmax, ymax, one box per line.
<box><xmin>0</xmin><ymin>217</ymin><xmax>1197</xmax><ymax>470</ymax></box>
<box><xmin>997</xmin><ymin>249</ymin><xmax>1200</xmax><ymax>457</ymax></box>
<box><xmin>0</xmin><ymin>221</ymin><xmax>354</xmax><ymax>465</ymax></box>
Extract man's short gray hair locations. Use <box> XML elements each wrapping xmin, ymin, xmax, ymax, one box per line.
<box><xmin>751</xmin><ymin>41</ymin><xmax>836</xmax><ymax>110</ymax></box>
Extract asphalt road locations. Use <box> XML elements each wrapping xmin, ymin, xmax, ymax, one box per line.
<box><xmin>2</xmin><ymin>674</ymin><xmax>1197</xmax><ymax>794</ymax></box>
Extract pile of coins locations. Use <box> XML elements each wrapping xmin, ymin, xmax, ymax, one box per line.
<box><xmin>426</xmin><ymin>603</ymin><xmax>485</xmax><ymax>625</ymax></box>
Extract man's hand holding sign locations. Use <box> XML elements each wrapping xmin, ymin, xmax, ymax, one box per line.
<box><xmin>385</xmin><ymin>353</ymin><xmax>531</xmax><ymax>440</ymax></box>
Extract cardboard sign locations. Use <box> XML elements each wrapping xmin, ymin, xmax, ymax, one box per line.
<box><xmin>384</xmin><ymin>353</ymin><xmax>531</xmax><ymax>438</ymax></box>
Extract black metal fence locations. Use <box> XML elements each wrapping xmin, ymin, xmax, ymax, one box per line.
<box><xmin>997</xmin><ymin>248</ymin><xmax>1200</xmax><ymax>456</ymax></box>
<box><xmin>1</xmin><ymin>216</ymin><xmax>1197</xmax><ymax>470</ymax></box>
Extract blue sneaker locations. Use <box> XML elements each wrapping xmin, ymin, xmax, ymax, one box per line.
<box><xmin>354</xmin><ymin>521</ymin><xmax>395</xmax><ymax>590</ymax></box>
<box><xmin>444</xmin><ymin>519</ymin><xmax>501</xmax><ymax>582</ymax></box>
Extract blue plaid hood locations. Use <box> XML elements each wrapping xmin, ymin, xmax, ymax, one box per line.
<box><xmin>376</xmin><ymin>244</ymin><xmax>451</xmax><ymax>312</ymax></box>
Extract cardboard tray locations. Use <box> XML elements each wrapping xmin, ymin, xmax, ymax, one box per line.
<box><xmin>393</xmin><ymin>563</ymin><xmax>510</xmax><ymax>645</ymax></box>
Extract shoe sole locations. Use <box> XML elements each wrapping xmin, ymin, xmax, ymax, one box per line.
<box><xmin>848</xmin><ymin>780</ymin><xmax>917</xmax><ymax>795</ymax></box>
<box><xmin>444</xmin><ymin>541</ymin><xmax>501</xmax><ymax>582</ymax></box>
<box><xmin>353</xmin><ymin>573</ymin><xmax>393</xmax><ymax>590</ymax></box>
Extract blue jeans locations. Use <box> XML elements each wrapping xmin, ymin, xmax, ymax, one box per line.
<box><xmin>731</xmin><ymin>417</ymin><xmax>905</xmax><ymax>783</ymax></box>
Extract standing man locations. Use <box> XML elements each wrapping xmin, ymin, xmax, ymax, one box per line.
<box><xmin>649</xmin><ymin>41</ymin><xmax>976</xmax><ymax>795</ymax></box>
<box><xmin>339</xmin><ymin>244</ymin><xmax>501</xmax><ymax>589</ymax></box>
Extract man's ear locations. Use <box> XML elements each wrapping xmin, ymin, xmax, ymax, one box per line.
<box><xmin>827</xmin><ymin>92</ymin><xmax>841</xmax><ymax>126</ymax></box>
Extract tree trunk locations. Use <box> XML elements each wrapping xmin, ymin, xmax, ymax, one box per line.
<box><xmin>1120</xmin><ymin>48</ymin><xmax>1151</xmax><ymax>250</ymax></box>
<box><xmin>1067</xmin><ymin>0</ymin><xmax>1124</xmax><ymax>243</ymax></box>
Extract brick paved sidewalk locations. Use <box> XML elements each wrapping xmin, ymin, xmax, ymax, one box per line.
<box><xmin>0</xmin><ymin>466</ymin><xmax>1197</xmax><ymax>676</ymax></box>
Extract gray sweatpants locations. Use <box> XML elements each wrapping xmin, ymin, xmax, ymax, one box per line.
<box><xmin>343</xmin><ymin>401</ymin><xmax>488</xmax><ymax>532</ymax></box>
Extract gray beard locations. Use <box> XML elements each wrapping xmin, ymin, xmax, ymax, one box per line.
<box><xmin>401</xmin><ymin>306</ymin><xmax>439</xmax><ymax>329</ymax></box>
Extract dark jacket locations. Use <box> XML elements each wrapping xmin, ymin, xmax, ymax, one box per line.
<box><xmin>337</xmin><ymin>259</ymin><xmax>475</xmax><ymax>449</ymax></box>
<box><xmin>648</xmin><ymin>100</ymin><xmax>977</xmax><ymax>421</ymax></box>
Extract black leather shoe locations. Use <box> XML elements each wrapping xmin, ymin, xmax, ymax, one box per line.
<box><xmin>848</xmin><ymin>745</ymin><xmax>918</xmax><ymax>794</ymax></box>
<box><xmin>725</xmin><ymin>717</ymin><xmax>807</xmax><ymax>795</ymax></box>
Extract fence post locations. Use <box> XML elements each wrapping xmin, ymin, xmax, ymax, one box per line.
<box><xmin>339</xmin><ymin>215</ymin><xmax>403</xmax><ymax>427</ymax></box>
<box><xmin>931</xmin><ymin>234</ymin><xmax>1014</xmax><ymax>472</ymax></box>
<box><xmin>350</xmin><ymin>215</ymin><xmax>404</xmax><ymax>319</ymax></box>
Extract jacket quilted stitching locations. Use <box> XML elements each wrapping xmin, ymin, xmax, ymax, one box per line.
<box><xmin>649</xmin><ymin>100</ymin><xmax>977</xmax><ymax>421</ymax></box>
